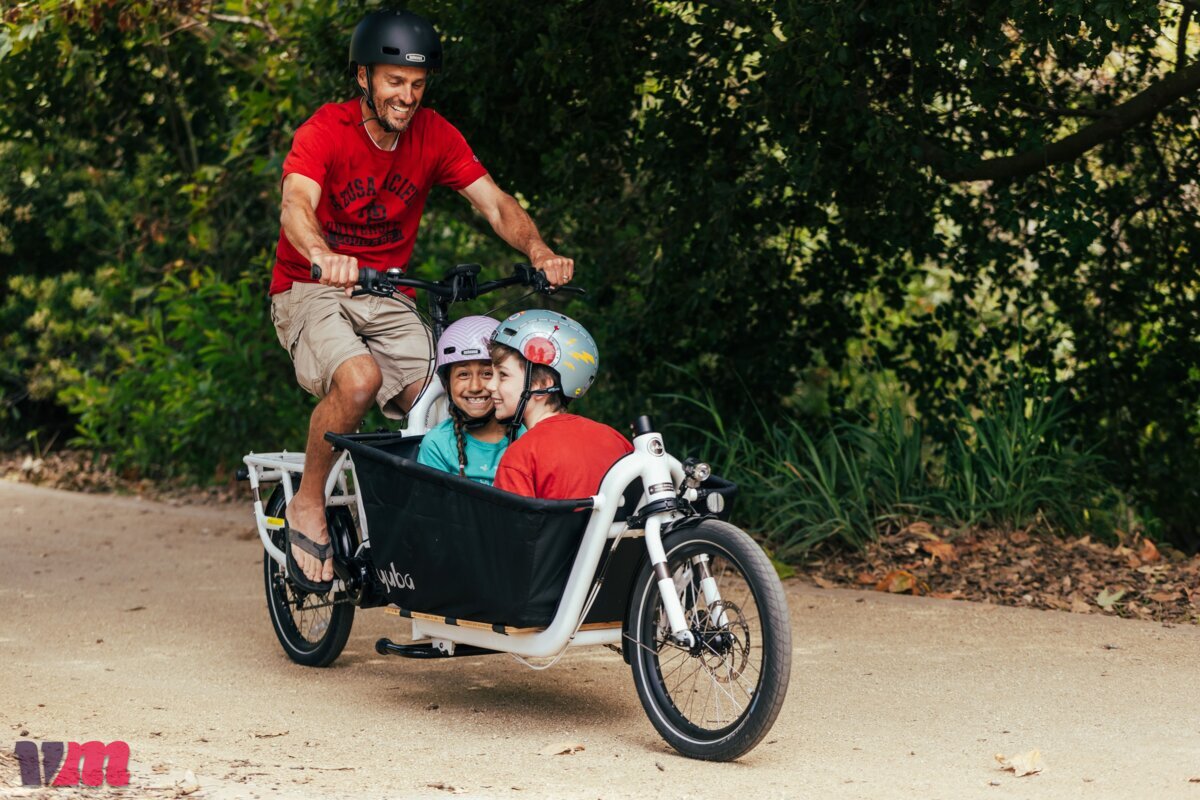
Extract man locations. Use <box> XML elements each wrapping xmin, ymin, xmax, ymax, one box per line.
<box><xmin>270</xmin><ymin>9</ymin><xmax>574</xmax><ymax>592</ymax></box>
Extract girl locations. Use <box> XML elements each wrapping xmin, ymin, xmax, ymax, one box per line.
<box><xmin>417</xmin><ymin>315</ymin><xmax>518</xmax><ymax>484</ymax></box>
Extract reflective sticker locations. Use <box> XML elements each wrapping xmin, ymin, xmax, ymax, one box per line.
<box><xmin>523</xmin><ymin>335</ymin><xmax>557</xmax><ymax>365</ymax></box>
<box><xmin>266</xmin><ymin>516</ymin><xmax>285</xmax><ymax>528</ymax></box>
<box><xmin>648</xmin><ymin>482</ymin><xmax>674</xmax><ymax>495</ymax></box>
<box><xmin>406</xmin><ymin>53</ymin><xmax>427</xmax><ymax>63</ymax></box>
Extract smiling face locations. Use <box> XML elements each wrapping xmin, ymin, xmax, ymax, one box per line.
<box><xmin>357</xmin><ymin>63</ymin><xmax>427</xmax><ymax>133</ymax></box>
<box><xmin>486</xmin><ymin>352</ymin><xmax>525</xmax><ymax>422</ymax></box>
<box><xmin>448</xmin><ymin>360</ymin><xmax>495</xmax><ymax>420</ymax></box>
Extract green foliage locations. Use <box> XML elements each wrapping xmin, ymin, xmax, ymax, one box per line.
<box><xmin>675</xmin><ymin>381</ymin><xmax>1116</xmax><ymax>556</ymax></box>
<box><xmin>61</xmin><ymin>267</ymin><xmax>311</xmax><ymax>479</ymax></box>
<box><xmin>0</xmin><ymin>1</ymin><xmax>1197</xmax><ymax>545</ymax></box>
<box><xmin>943</xmin><ymin>386</ymin><xmax>1106</xmax><ymax>533</ymax></box>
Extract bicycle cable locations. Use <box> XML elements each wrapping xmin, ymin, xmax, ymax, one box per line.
<box><xmin>482</xmin><ymin>288</ymin><xmax>540</xmax><ymax>322</ymax></box>
<box><xmin>379</xmin><ymin>287</ymin><xmax>438</xmax><ymax>425</ymax></box>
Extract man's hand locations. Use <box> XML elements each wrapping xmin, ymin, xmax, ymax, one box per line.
<box><xmin>310</xmin><ymin>249</ymin><xmax>359</xmax><ymax>296</ymax></box>
<box><xmin>531</xmin><ymin>249</ymin><xmax>574</xmax><ymax>288</ymax></box>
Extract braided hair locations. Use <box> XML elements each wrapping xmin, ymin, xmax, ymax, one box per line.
<box><xmin>450</xmin><ymin>404</ymin><xmax>470</xmax><ymax>478</ymax></box>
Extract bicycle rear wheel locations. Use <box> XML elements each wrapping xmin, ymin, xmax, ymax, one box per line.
<box><xmin>263</xmin><ymin>482</ymin><xmax>355</xmax><ymax>667</ymax></box>
<box><xmin>628</xmin><ymin>519</ymin><xmax>791</xmax><ymax>760</ymax></box>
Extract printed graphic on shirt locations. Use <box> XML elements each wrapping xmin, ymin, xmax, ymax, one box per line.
<box><xmin>323</xmin><ymin>173</ymin><xmax>424</xmax><ymax>250</ymax></box>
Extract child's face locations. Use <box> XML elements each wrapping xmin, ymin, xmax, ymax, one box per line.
<box><xmin>487</xmin><ymin>354</ymin><xmax>525</xmax><ymax>421</ymax></box>
<box><xmin>448</xmin><ymin>360</ymin><xmax>496</xmax><ymax>420</ymax></box>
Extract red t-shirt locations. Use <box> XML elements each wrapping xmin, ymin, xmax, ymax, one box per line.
<box><xmin>270</xmin><ymin>100</ymin><xmax>488</xmax><ymax>295</ymax></box>
<box><xmin>494</xmin><ymin>414</ymin><xmax>634</xmax><ymax>499</ymax></box>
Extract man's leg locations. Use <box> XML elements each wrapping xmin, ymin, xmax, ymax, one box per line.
<box><xmin>394</xmin><ymin>375</ymin><xmax>428</xmax><ymax>414</ymax></box>
<box><xmin>288</xmin><ymin>354</ymin><xmax>382</xmax><ymax>585</ymax></box>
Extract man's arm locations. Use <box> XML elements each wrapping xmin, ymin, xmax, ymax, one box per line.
<box><xmin>280</xmin><ymin>172</ymin><xmax>358</xmax><ymax>291</ymax></box>
<box><xmin>458</xmin><ymin>175</ymin><xmax>574</xmax><ymax>287</ymax></box>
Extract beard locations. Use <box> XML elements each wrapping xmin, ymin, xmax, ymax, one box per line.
<box><xmin>372</xmin><ymin>93</ymin><xmax>417</xmax><ymax>134</ymax></box>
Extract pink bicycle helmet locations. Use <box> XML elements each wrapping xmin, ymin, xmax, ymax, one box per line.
<box><xmin>436</xmin><ymin>315</ymin><xmax>499</xmax><ymax>377</ymax></box>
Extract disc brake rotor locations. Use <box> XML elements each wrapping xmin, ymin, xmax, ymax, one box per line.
<box><xmin>695</xmin><ymin>600</ymin><xmax>750</xmax><ymax>682</ymax></box>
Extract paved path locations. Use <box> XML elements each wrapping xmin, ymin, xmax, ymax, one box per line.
<box><xmin>2</xmin><ymin>480</ymin><xmax>1198</xmax><ymax>799</ymax></box>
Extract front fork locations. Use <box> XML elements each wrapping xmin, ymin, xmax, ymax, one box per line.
<box><xmin>635</xmin><ymin>426</ymin><xmax>727</xmax><ymax>649</ymax></box>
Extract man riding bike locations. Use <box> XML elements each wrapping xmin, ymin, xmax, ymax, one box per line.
<box><xmin>269</xmin><ymin>8</ymin><xmax>574</xmax><ymax>592</ymax></box>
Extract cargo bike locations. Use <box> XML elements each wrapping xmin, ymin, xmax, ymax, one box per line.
<box><xmin>240</xmin><ymin>264</ymin><xmax>791</xmax><ymax>760</ymax></box>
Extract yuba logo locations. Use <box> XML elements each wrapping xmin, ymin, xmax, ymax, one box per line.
<box><xmin>377</xmin><ymin>561</ymin><xmax>415</xmax><ymax>590</ymax></box>
<box><xmin>13</xmin><ymin>740</ymin><xmax>130</xmax><ymax>787</ymax></box>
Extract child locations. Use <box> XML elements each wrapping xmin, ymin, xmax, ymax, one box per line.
<box><xmin>486</xmin><ymin>309</ymin><xmax>632</xmax><ymax>499</ymax></box>
<box><xmin>418</xmin><ymin>316</ymin><xmax>517</xmax><ymax>485</ymax></box>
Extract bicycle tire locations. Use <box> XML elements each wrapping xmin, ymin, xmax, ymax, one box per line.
<box><xmin>628</xmin><ymin>519</ymin><xmax>791</xmax><ymax>760</ymax></box>
<box><xmin>263</xmin><ymin>482</ymin><xmax>355</xmax><ymax>667</ymax></box>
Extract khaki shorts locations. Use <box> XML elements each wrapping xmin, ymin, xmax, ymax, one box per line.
<box><xmin>271</xmin><ymin>282</ymin><xmax>432</xmax><ymax>419</ymax></box>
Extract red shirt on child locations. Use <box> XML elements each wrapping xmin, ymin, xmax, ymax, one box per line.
<box><xmin>494</xmin><ymin>414</ymin><xmax>633</xmax><ymax>499</ymax></box>
<box><xmin>271</xmin><ymin>100</ymin><xmax>488</xmax><ymax>296</ymax></box>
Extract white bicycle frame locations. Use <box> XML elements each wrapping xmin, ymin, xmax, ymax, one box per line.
<box><xmin>243</xmin><ymin>376</ymin><xmax>708</xmax><ymax>660</ymax></box>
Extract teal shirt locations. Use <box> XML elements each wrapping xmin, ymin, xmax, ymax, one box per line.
<box><xmin>417</xmin><ymin>418</ymin><xmax>523</xmax><ymax>485</ymax></box>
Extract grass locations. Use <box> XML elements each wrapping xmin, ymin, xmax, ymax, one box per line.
<box><xmin>664</xmin><ymin>381</ymin><xmax>1118</xmax><ymax>557</ymax></box>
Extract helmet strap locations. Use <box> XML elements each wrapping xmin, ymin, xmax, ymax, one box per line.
<box><xmin>506</xmin><ymin>366</ymin><xmax>561</xmax><ymax>442</ymax></box>
<box><xmin>448</xmin><ymin>401</ymin><xmax>492</xmax><ymax>431</ymax></box>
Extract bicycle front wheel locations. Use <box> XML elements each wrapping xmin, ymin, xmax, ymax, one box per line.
<box><xmin>263</xmin><ymin>483</ymin><xmax>355</xmax><ymax>667</ymax></box>
<box><xmin>628</xmin><ymin>519</ymin><xmax>791</xmax><ymax>761</ymax></box>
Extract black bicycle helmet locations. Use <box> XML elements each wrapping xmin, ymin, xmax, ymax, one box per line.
<box><xmin>349</xmin><ymin>9</ymin><xmax>443</xmax><ymax>74</ymax></box>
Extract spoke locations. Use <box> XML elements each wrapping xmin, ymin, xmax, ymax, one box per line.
<box><xmin>681</xmin><ymin>657</ymin><xmax>706</xmax><ymax>720</ymax></box>
<box><xmin>709</xmin><ymin>666</ymin><xmax>725</xmax><ymax>726</ymax></box>
<box><xmin>659</xmin><ymin>650</ymin><xmax>693</xmax><ymax>683</ymax></box>
<box><xmin>703</xmin><ymin>663</ymin><xmax>745</xmax><ymax>719</ymax></box>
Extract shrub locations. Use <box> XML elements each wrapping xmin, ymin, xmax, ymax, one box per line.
<box><xmin>668</xmin><ymin>379</ymin><xmax>1124</xmax><ymax>556</ymax></box>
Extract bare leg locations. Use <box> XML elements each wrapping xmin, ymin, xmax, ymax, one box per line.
<box><xmin>288</xmin><ymin>355</ymin><xmax>382</xmax><ymax>585</ymax></box>
<box><xmin>394</xmin><ymin>374</ymin><xmax>429</xmax><ymax>413</ymax></box>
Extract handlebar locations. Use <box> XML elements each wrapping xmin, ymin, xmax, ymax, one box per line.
<box><xmin>309</xmin><ymin>262</ymin><xmax>585</xmax><ymax>302</ymax></box>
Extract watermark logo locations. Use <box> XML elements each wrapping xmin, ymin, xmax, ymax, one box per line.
<box><xmin>13</xmin><ymin>740</ymin><xmax>130</xmax><ymax>787</ymax></box>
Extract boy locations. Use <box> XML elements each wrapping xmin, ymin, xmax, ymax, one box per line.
<box><xmin>486</xmin><ymin>310</ymin><xmax>632</xmax><ymax>498</ymax></box>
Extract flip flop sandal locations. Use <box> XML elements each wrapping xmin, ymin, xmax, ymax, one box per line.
<box><xmin>285</xmin><ymin>526</ymin><xmax>334</xmax><ymax>594</ymax></box>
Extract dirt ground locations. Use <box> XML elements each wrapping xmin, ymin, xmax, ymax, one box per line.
<box><xmin>3</xmin><ymin>479</ymin><xmax>1200</xmax><ymax>800</ymax></box>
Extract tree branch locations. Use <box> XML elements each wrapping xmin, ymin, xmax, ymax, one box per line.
<box><xmin>922</xmin><ymin>60</ymin><xmax>1200</xmax><ymax>182</ymax></box>
<box><xmin>1178</xmin><ymin>1</ymin><xmax>1196</xmax><ymax>68</ymax></box>
<box><xmin>207</xmin><ymin>11</ymin><xmax>282</xmax><ymax>46</ymax></box>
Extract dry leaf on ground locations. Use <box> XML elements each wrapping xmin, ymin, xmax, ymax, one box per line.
<box><xmin>1096</xmin><ymin>588</ymin><xmax>1126</xmax><ymax>610</ymax></box>
<box><xmin>920</xmin><ymin>539</ymin><xmax>957</xmax><ymax>562</ymax></box>
<box><xmin>174</xmin><ymin>769</ymin><xmax>201</xmax><ymax>796</ymax></box>
<box><xmin>427</xmin><ymin>782</ymin><xmax>467</xmax><ymax>794</ymax></box>
<box><xmin>1138</xmin><ymin>538</ymin><xmax>1161</xmax><ymax>564</ymax></box>
<box><xmin>804</xmin><ymin>526</ymin><xmax>1200</xmax><ymax>625</ymax></box>
<box><xmin>539</xmin><ymin>742</ymin><xmax>585</xmax><ymax>756</ymax></box>
<box><xmin>995</xmin><ymin>750</ymin><xmax>1043</xmax><ymax>777</ymax></box>
<box><xmin>876</xmin><ymin>569</ymin><xmax>925</xmax><ymax>595</ymax></box>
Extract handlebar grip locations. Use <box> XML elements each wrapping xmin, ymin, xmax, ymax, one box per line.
<box><xmin>310</xmin><ymin>263</ymin><xmax>380</xmax><ymax>286</ymax></box>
